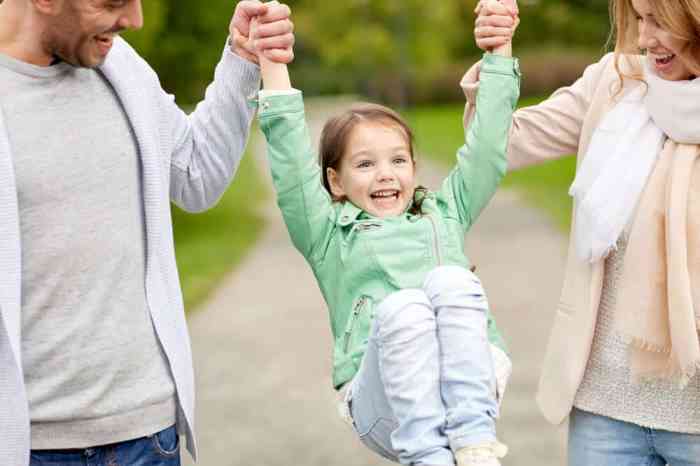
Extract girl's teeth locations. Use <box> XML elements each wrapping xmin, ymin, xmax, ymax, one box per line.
<box><xmin>373</xmin><ymin>191</ymin><xmax>397</xmax><ymax>198</ymax></box>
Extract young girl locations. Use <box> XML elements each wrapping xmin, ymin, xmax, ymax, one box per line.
<box><xmin>249</xmin><ymin>4</ymin><xmax>519</xmax><ymax>465</ymax></box>
<box><xmin>476</xmin><ymin>1</ymin><xmax>700</xmax><ymax>465</ymax></box>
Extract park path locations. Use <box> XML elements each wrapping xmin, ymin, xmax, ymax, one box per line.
<box><xmin>184</xmin><ymin>98</ymin><xmax>568</xmax><ymax>466</ymax></box>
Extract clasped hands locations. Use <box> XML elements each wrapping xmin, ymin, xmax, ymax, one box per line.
<box><xmin>228</xmin><ymin>0</ymin><xmax>520</xmax><ymax>65</ymax></box>
<box><xmin>229</xmin><ymin>0</ymin><xmax>294</xmax><ymax>64</ymax></box>
<box><xmin>474</xmin><ymin>0</ymin><xmax>520</xmax><ymax>52</ymax></box>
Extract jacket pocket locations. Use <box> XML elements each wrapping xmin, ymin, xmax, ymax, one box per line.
<box><xmin>343</xmin><ymin>295</ymin><xmax>373</xmax><ymax>355</ymax></box>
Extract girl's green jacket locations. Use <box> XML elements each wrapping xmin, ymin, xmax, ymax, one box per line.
<box><xmin>257</xmin><ymin>53</ymin><xmax>520</xmax><ymax>389</ymax></box>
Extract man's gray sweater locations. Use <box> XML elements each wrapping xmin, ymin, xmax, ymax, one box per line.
<box><xmin>0</xmin><ymin>38</ymin><xmax>260</xmax><ymax>465</ymax></box>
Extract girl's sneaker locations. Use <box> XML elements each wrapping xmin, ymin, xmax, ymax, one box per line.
<box><xmin>454</xmin><ymin>441</ymin><xmax>508</xmax><ymax>466</ymax></box>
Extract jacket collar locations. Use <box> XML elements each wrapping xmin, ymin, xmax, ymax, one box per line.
<box><xmin>337</xmin><ymin>201</ymin><xmax>365</xmax><ymax>226</ymax></box>
<box><xmin>336</xmin><ymin>195</ymin><xmax>425</xmax><ymax>226</ymax></box>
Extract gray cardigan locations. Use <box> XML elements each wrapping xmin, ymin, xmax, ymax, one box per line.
<box><xmin>0</xmin><ymin>38</ymin><xmax>260</xmax><ymax>465</ymax></box>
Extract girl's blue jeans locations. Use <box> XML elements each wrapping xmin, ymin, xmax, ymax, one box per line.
<box><xmin>569</xmin><ymin>408</ymin><xmax>700</xmax><ymax>466</ymax></box>
<box><xmin>347</xmin><ymin>266</ymin><xmax>510</xmax><ymax>466</ymax></box>
<box><xmin>29</xmin><ymin>425</ymin><xmax>180</xmax><ymax>466</ymax></box>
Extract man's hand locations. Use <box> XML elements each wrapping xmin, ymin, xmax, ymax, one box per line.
<box><xmin>474</xmin><ymin>0</ymin><xmax>519</xmax><ymax>53</ymax></box>
<box><xmin>229</xmin><ymin>1</ymin><xmax>295</xmax><ymax>65</ymax></box>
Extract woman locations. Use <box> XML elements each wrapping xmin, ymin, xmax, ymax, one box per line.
<box><xmin>474</xmin><ymin>0</ymin><xmax>700</xmax><ymax>465</ymax></box>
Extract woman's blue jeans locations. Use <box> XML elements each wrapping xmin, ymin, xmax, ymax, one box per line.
<box><xmin>569</xmin><ymin>408</ymin><xmax>700</xmax><ymax>466</ymax></box>
<box><xmin>347</xmin><ymin>266</ymin><xmax>510</xmax><ymax>466</ymax></box>
<box><xmin>29</xmin><ymin>425</ymin><xmax>180</xmax><ymax>466</ymax></box>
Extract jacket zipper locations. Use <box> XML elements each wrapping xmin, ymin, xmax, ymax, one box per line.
<box><xmin>355</xmin><ymin>222</ymin><xmax>382</xmax><ymax>232</ymax></box>
<box><xmin>343</xmin><ymin>296</ymin><xmax>367</xmax><ymax>353</ymax></box>
<box><xmin>426</xmin><ymin>214</ymin><xmax>442</xmax><ymax>265</ymax></box>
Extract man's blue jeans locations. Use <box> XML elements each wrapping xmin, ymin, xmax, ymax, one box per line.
<box><xmin>30</xmin><ymin>425</ymin><xmax>180</xmax><ymax>466</ymax></box>
<box><xmin>569</xmin><ymin>408</ymin><xmax>700</xmax><ymax>466</ymax></box>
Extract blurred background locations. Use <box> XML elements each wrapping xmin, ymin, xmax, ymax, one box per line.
<box><xmin>123</xmin><ymin>0</ymin><xmax>614</xmax><ymax>309</ymax></box>
<box><xmin>121</xmin><ymin>2</ymin><xmax>615</xmax><ymax>465</ymax></box>
<box><xmin>128</xmin><ymin>0</ymin><xmax>611</xmax><ymax>106</ymax></box>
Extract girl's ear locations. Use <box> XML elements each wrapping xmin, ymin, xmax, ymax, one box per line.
<box><xmin>327</xmin><ymin>167</ymin><xmax>346</xmax><ymax>199</ymax></box>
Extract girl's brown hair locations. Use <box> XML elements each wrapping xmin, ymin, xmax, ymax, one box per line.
<box><xmin>319</xmin><ymin>103</ymin><xmax>428</xmax><ymax>214</ymax></box>
<box><xmin>610</xmin><ymin>0</ymin><xmax>700</xmax><ymax>89</ymax></box>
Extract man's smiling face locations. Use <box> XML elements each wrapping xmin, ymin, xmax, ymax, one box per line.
<box><xmin>42</xmin><ymin>0</ymin><xmax>143</xmax><ymax>67</ymax></box>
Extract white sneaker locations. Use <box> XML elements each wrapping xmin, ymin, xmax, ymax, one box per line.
<box><xmin>454</xmin><ymin>441</ymin><xmax>508</xmax><ymax>466</ymax></box>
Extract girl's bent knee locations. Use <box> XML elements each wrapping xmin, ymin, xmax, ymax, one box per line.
<box><xmin>373</xmin><ymin>289</ymin><xmax>434</xmax><ymax>339</ymax></box>
<box><xmin>423</xmin><ymin>266</ymin><xmax>487</xmax><ymax>311</ymax></box>
<box><xmin>424</xmin><ymin>266</ymin><xmax>482</xmax><ymax>294</ymax></box>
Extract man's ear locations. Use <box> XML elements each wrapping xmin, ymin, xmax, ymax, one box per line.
<box><xmin>326</xmin><ymin>167</ymin><xmax>346</xmax><ymax>199</ymax></box>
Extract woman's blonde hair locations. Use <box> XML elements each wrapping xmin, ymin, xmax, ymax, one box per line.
<box><xmin>610</xmin><ymin>0</ymin><xmax>700</xmax><ymax>87</ymax></box>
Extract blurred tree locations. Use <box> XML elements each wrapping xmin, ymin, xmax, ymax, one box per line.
<box><xmin>513</xmin><ymin>0</ymin><xmax>611</xmax><ymax>49</ymax></box>
<box><xmin>124</xmin><ymin>0</ymin><xmax>613</xmax><ymax>105</ymax></box>
<box><xmin>292</xmin><ymin>0</ymin><xmax>462</xmax><ymax>104</ymax></box>
<box><xmin>122</xmin><ymin>0</ymin><xmax>166</xmax><ymax>59</ymax></box>
<box><xmin>125</xmin><ymin>0</ymin><xmax>237</xmax><ymax>105</ymax></box>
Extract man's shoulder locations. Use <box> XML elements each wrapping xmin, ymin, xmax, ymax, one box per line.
<box><xmin>100</xmin><ymin>37</ymin><xmax>158</xmax><ymax>82</ymax></box>
<box><xmin>100</xmin><ymin>37</ymin><xmax>160</xmax><ymax>96</ymax></box>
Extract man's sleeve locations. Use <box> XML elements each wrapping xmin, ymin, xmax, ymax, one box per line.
<box><xmin>163</xmin><ymin>44</ymin><xmax>261</xmax><ymax>213</ymax></box>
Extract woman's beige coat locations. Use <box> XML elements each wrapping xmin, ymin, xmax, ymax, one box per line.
<box><xmin>463</xmin><ymin>52</ymin><xmax>645</xmax><ymax>425</ymax></box>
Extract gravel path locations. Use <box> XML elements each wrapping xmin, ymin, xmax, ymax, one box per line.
<box><xmin>184</xmin><ymin>98</ymin><xmax>568</xmax><ymax>466</ymax></box>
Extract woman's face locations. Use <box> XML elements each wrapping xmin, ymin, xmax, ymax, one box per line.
<box><xmin>632</xmin><ymin>0</ymin><xmax>696</xmax><ymax>81</ymax></box>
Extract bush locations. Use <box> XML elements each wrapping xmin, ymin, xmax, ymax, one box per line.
<box><xmin>370</xmin><ymin>47</ymin><xmax>605</xmax><ymax>106</ymax></box>
<box><xmin>517</xmin><ymin>48</ymin><xmax>605</xmax><ymax>97</ymax></box>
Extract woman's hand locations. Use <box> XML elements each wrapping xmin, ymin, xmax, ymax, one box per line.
<box><xmin>474</xmin><ymin>0</ymin><xmax>519</xmax><ymax>54</ymax></box>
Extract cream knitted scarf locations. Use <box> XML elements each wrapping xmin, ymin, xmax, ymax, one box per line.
<box><xmin>571</xmin><ymin>60</ymin><xmax>700</xmax><ymax>386</ymax></box>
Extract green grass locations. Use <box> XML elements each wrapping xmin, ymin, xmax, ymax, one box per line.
<box><xmin>172</xmin><ymin>146</ymin><xmax>267</xmax><ymax>311</ymax></box>
<box><xmin>404</xmin><ymin>96</ymin><xmax>576</xmax><ymax>231</ymax></box>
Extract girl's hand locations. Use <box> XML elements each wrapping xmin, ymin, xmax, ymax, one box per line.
<box><xmin>474</xmin><ymin>0</ymin><xmax>520</xmax><ymax>54</ymax></box>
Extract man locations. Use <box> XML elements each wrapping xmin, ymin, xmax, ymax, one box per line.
<box><xmin>0</xmin><ymin>0</ymin><xmax>293</xmax><ymax>464</ymax></box>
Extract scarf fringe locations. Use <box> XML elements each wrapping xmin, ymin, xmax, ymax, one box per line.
<box><xmin>618</xmin><ymin>332</ymin><xmax>671</xmax><ymax>354</ymax></box>
<box><xmin>633</xmin><ymin>359</ymin><xmax>700</xmax><ymax>389</ymax></box>
<box><xmin>621</xmin><ymin>329</ymin><xmax>700</xmax><ymax>388</ymax></box>
<box><xmin>676</xmin><ymin>360</ymin><xmax>700</xmax><ymax>388</ymax></box>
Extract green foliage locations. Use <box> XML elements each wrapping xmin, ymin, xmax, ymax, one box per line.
<box><xmin>125</xmin><ymin>0</ymin><xmax>236</xmax><ymax>105</ymax></box>
<box><xmin>293</xmin><ymin>0</ymin><xmax>611</xmax><ymax>103</ymax></box>
<box><xmin>172</xmin><ymin>148</ymin><xmax>268</xmax><ymax>310</ymax></box>
<box><xmin>507</xmin><ymin>0</ymin><xmax>611</xmax><ymax>51</ymax></box>
<box><xmin>292</xmin><ymin>0</ymin><xmax>462</xmax><ymax>103</ymax></box>
<box><xmin>122</xmin><ymin>0</ymin><xmax>166</xmax><ymax>58</ymax></box>
<box><xmin>125</xmin><ymin>0</ymin><xmax>612</xmax><ymax>105</ymax></box>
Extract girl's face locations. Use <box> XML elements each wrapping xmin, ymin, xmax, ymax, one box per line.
<box><xmin>632</xmin><ymin>0</ymin><xmax>696</xmax><ymax>81</ymax></box>
<box><xmin>327</xmin><ymin>121</ymin><xmax>416</xmax><ymax>218</ymax></box>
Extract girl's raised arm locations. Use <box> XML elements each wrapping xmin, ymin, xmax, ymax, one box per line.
<box><xmin>251</xmin><ymin>1</ymin><xmax>292</xmax><ymax>90</ymax></box>
<box><xmin>253</xmin><ymin>4</ymin><xmax>336</xmax><ymax>262</ymax></box>
<box><xmin>437</xmin><ymin>0</ymin><xmax>520</xmax><ymax>228</ymax></box>
<box><xmin>473</xmin><ymin>0</ymin><xmax>592</xmax><ymax>169</ymax></box>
